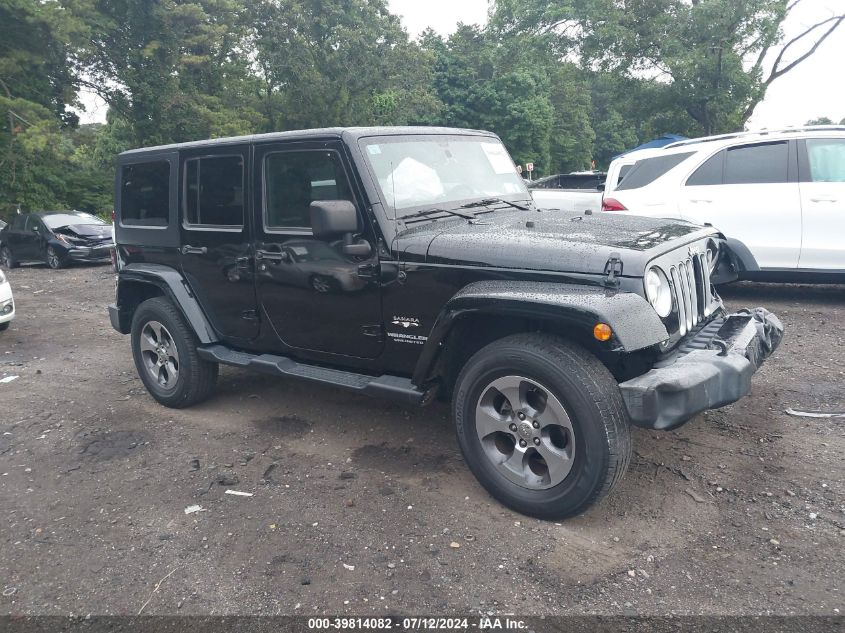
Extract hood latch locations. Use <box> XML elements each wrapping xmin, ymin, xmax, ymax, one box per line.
<box><xmin>603</xmin><ymin>252</ymin><xmax>623</xmax><ymax>288</ymax></box>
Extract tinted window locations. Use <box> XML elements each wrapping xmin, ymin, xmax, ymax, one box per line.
<box><xmin>615</xmin><ymin>164</ymin><xmax>633</xmax><ymax>187</ymax></box>
<box><xmin>11</xmin><ymin>215</ymin><xmax>26</xmax><ymax>230</ymax></box>
<box><xmin>725</xmin><ymin>142</ymin><xmax>788</xmax><ymax>185</ymax></box>
<box><xmin>121</xmin><ymin>161</ymin><xmax>171</xmax><ymax>227</ymax></box>
<box><xmin>686</xmin><ymin>151</ymin><xmax>724</xmax><ymax>186</ymax></box>
<box><xmin>806</xmin><ymin>139</ymin><xmax>845</xmax><ymax>183</ymax></box>
<box><xmin>616</xmin><ymin>152</ymin><xmax>694</xmax><ymax>191</ymax></box>
<box><xmin>264</xmin><ymin>151</ymin><xmax>352</xmax><ymax>229</ymax></box>
<box><xmin>184</xmin><ymin>156</ymin><xmax>244</xmax><ymax>227</ymax></box>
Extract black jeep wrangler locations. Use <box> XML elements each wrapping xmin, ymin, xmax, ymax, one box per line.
<box><xmin>108</xmin><ymin>127</ymin><xmax>783</xmax><ymax>519</ymax></box>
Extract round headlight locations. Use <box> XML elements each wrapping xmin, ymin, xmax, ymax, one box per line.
<box><xmin>645</xmin><ymin>267</ymin><xmax>673</xmax><ymax>318</ymax></box>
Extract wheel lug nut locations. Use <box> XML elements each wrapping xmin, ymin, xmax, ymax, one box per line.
<box><xmin>519</xmin><ymin>439</ymin><xmax>527</xmax><ymax>448</ymax></box>
<box><xmin>533</xmin><ymin>437</ymin><xmax>540</xmax><ymax>445</ymax></box>
<box><xmin>532</xmin><ymin>421</ymin><xmax>539</xmax><ymax>429</ymax></box>
<box><xmin>517</xmin><ymin>412</ymin><xmax>526</xmax><ymax>420</ymax></box>
<box><xmin>509</xmin><ymin>423</ymin><xmax>517</xmax><ymax>432</ymax></box>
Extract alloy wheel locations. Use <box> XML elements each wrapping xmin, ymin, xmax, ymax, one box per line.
<box><xmin>138</xmin><ymin>320</ymin><xmax>180</xmax><ymax>390</ymax></box>
<box><xmin>475</xmin><ymin>375</ymin><xmax>576</xmax><ymax>490</ymax></box>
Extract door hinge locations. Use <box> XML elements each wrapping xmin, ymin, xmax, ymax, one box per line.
<box><xmin>603</xmin><ymin>252</ymin><xmax>623</xmax><ymax>287</ymax></box>
<box><xmin>361</xmin><ymin>324</ymin><xmax>384</xmax><ymax>341</ymax></box>
<box><xmin>241</xmin><ymin>309</ymin><xmax>259</xmax><ymax>321</ymax></box>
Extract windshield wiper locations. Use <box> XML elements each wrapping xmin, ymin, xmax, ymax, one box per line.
<box><xmin>401</xmin><ymin>207</ymin><xmax>476</xmax><ymax>225</ymax></box>
<box><xmin>459</xmin><ymin>197</ymin><xmax>532</xmax><ymax>211</ymax></box>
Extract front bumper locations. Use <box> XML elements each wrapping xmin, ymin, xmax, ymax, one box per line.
<box><xmin>67</xmin><ymin>245</ymin><xmax>113</xmax><ymax>261</ymax></box>
<box><xmin>619</xmin><ymin>308</ymin><xmax>783</xmax><ymax>430</ymax></box>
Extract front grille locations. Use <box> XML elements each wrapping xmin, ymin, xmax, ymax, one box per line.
<box><xmin>669</xmin><ymin>251</ymin><xmax>713</xmax><ymax>336</ymax></box>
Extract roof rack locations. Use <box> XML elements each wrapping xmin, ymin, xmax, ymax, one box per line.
<box><xmin>664</xmin><ymin>125</ymin><xmax>845</xmax><ymax>149</ymax></box>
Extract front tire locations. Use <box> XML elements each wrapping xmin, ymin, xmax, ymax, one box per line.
<box><xmin>0</xmin><ymin>322</ymin><xmax>9</xmax><ymax>332</ymax></box>
<box><xmin>453</xmin><ymin>333</ymin><xmax>631</xmax><ymax>520</ymax></box>
<box><xmin>131</xmin><ymin>297</ymin><xmax>218</xmax><ymax>408</ymax></box>
<box><xmin>46</xmin><ymin>246</ymin><xmax>65</xmax><ymax>269</ymax></box>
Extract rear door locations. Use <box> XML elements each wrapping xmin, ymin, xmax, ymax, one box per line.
<box><xmin>797</xmin><ymin>138</ymin><xmax>845</xmax><ymax>270</ymax></box>
<box><xmin>4</xmin><ymin>215</ymin><xmax>28</xmax><ymax>260</ymax></box>
<box><xmin>178</xmin><ymin>145</ymin><xmax>259</xmax><ymax>341</ymax></box>
<box><xmin>680</xmin><ymin>140</ymin><xmax>801</xmax><ymax>269</ymax></box>
<box><xmin>21</xmin><ymin>215</ymin><xmax>43</xmax><ymax>261</ymax></box>
<box><xmin>253</xmin><ymin>140</ymin><xmax>384</xmax><ymax>358</ymax></box>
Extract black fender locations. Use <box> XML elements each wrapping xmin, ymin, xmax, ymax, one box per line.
<box><xmin>411</xmin><ymin>280</ymin><xmax>669</xmax><ymax>385</ymax></box>
<box><xmin>719</xmin><ymin>237</ymin><xmax>759</xmax><ymax>283</ymax></box>
<box><xmin>111</xmin><ymin>263</ymin><xmax>218</xmax><ymax>343</ymax></box>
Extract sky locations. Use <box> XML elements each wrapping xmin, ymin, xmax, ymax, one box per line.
<box><xmin>78</xmin><ymin>0</ymin><xmax>845</xmax><ymax>130</ymax></box>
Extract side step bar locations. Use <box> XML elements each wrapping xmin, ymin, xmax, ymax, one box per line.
<box><xmin>197</xmin><ymin>344</ymin><xmax>426</xmax><ymax>406</ymax></box>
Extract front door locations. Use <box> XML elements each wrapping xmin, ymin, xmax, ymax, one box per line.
<box><xmin>253</xmin><ymin>141</ymin><xmax>384</xmax><ymax>359</ymax></box>
<box><xmin>178</xmin><ymin>145</ymin><xmax>259</xmax><ymax>341</ymax></box>
<box><xmin>798</xmin><ymin>138</ymin><xmax>845</xmax><ymax>270</ymax></box>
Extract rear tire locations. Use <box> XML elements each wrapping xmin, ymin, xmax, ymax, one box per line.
<box><xmin>131</xmin><ymin>297</ymin><xmax>218</xmax><ymax>408</ymax></box>
<box><xmin>453</xmin><ymin>333</ymin><xmax>631</xmax><ymax>520</ymax></box>
<box><xmin>0</xmin><ymin>246</ymin><xmax>18</xmax><ymax>269</ymax></box>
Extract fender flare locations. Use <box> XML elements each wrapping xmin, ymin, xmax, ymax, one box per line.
<box><xmin>412</xmin><ymin>280</ymin><xmax>669</xmax><ymax>385</ymax></box>
<box><xmin>723</xmin><ymin>238</ymin><xmax>760</xmax><ymax>273</ymax></box>
<box><xmin>114</xmin><ymin>263</ymin><xmax>218</xmax><ymax>343</ymax></box>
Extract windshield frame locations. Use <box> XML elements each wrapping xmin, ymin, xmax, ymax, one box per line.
<box><xmin>356</xmin><ymin>133</ymin><xmax>531</xmax><ymax>220</ymax></box>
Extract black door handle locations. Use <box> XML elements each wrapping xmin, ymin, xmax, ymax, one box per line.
<box><xmin>182</xmin><ymin>245</ymin><xmax>207</xmax><ymax>255</ymax></box>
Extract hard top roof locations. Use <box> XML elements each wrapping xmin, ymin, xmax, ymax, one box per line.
<box><xmin>119</xmin><ymin>126</ymin><xmax>496</xmax><ymax>157</ymax></box>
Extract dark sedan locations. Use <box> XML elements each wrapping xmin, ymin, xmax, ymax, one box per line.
<box><xmin>0</xmin><ymin>211</ymin><xmax>113</xmax><ymax>270</ymax></box>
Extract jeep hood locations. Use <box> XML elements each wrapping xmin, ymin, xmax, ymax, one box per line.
<box><xmin>401</xmin><ymin>210</ymin><xmax>717</xmax><ymax>276</ymax></box>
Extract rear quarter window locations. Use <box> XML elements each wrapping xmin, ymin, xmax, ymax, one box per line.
<box><xmin>615</xmin><ymin>152</ymin><xmax>694</xmax><ymax>191</ymax></box>
<box><xmin>121</xmin><ymin>161</ymin><xmax>171</xmax><ymax>227</ymax></box>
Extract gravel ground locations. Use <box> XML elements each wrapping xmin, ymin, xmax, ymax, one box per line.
<box><xmin>0</xmin><ymin>263</ymin><xmax>843</xmax><ymax>616</ymax></box>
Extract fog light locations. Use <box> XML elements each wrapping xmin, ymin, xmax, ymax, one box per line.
<box><xmin>593</xmin><ymin>323</ymin><xmax>612</xmax><ymax>342</ymax></box>
<box><xmin>1</xmin><ymin>304</ymin><xmax>11</xmax><ymax>315</ymax></box>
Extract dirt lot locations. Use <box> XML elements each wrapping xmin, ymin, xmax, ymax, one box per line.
<box><xmin>0</xmin><ymin>263</ymin><xmax>843</xmax><ymax>617</ymax></box>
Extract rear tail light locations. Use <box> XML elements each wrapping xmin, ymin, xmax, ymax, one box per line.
<box><xmin>601</xmin><ymin>197</ymin><xmax>627</xmax><ymax>212</ymax></box>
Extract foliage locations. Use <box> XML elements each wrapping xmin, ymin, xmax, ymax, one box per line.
<box><xmin>1</xmin><ymin>0</ymin><xmax>842</xmax><ymax>211</ymax></box>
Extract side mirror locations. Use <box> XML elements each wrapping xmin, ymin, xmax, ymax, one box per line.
<box><xmin>596</xmin><ymin>183</ymin><xmax>606</xmax><ymax>192</ymax></box>
<box><xmin>310</xmin><ymin>200</ymin><xmax>358</xmax><ymax>240</ymax></box>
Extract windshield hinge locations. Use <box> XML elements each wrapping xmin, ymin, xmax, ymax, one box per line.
<box><xmin>603</xmin><ymin>253</ymin><xmax>623</xmax><ymax>287</ymax></box>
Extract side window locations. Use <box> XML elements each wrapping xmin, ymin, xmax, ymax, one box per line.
<box><xmin>615</xmin><ymin>152</ymin><xmax>694</xmax><ymax>191</ymax></box>
<box><xmin>686</xmin><ymin>151</ymin><xmax>724</xmax><ymax>186</ymax></box>
<box><xmin>184</xmin><ymin>155</ymin><xmax>244</xmax><ymax>227</ymax></box>
<box><xmin>615</xmin><ymin>164</ymin><xmax>633</xmax><ymax>188</ymax></box>
<box><xmin>121</xmin><ymin>161</ymin><xmax>171</xmax><ymax>227</ymax></box>
<box><xmin>724</xmin><ymin>142</ymin><xmax>788</xmax><ymax>185</ymax></box>
<box><xmin>11</xmin><ymin>215</ymin><xmax>26</xmax><ymax>230</ymax></box>
<box><xmin>806</xmin><ymin>139</ymin><xmax>845</xmax><ymax>183</ymax></box>
<box><xmin>264</xmin><ymin>150</ymin><xmax>352</xmax><ymax>230</ymax></box>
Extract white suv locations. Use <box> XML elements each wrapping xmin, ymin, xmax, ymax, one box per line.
<box><xmin>602</xmin><ymin>126</ymin><xmax>845</xmax><ymax>280</ymax></box>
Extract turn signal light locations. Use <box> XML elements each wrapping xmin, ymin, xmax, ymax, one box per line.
<box><xmin>601</xmin><ymin>198</ymin><xmax>627</xmax><ymax>211</ymax></box>
<box><xmin>593</xmin><ymin>323</ymin><xmax>612</xmax><ymax>342</ymax></box>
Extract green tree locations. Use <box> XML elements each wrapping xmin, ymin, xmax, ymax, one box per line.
<box><xmin>806</xmin><ymin>117</ymin><xmax>834</xmax><ymax>126</ymax></box>
<box><xmin>492</xmin><ymin>0</ymin><xmax>845</xmax><ymax>135</ymax></box>
<box><xmin>0</xmin><ymin>0</ymin><xmax>93</xmax><ymax>215</ymax></box>
<box><xmin>248</xmin><ymin>0</ymin><xmax>440</xmax><ymax>131</ymax></box>
<box><xmin>80</xmin><ymin>0</ymin><xmax>263</xmax><ymax>146</ymax></box>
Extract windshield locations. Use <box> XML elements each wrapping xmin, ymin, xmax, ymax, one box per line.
<box><xmin>360</xmin><ymin>136</ymin><xmax>529</xmax><ymax>216</ymax></box>
<box><xmin>42</xmin><ymin>212</ymin><xmax>106</xmax><ymax>229</ymax></box>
